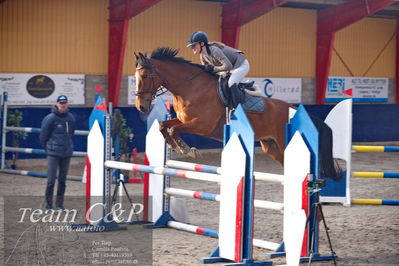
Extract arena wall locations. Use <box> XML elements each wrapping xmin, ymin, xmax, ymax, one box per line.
<box><xmin>1</xmin><ymin>1</ymin><xmax>395</xmax><ymax>81</ymax></box>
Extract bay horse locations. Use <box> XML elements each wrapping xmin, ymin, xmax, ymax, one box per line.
<box><xmin>134</xmin><ymin>47</ymin><xmax>340</xmax><ymax>180</ymax></box>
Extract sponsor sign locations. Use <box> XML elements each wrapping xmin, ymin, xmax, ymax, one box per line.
<box><xmin>326</xmin><ymin>77</ymin><xmax>388</xmax><ymax>103</ymax></box>
<box><xmin>128</xmin><ymin>76</ymin><xmax>173</xmax><ymax>105</ymax></box>
<box><xmin>251</xmin><ymin>78</ymin><xmax>302</xmax><ymax>103</ymax></box>
<box><xmin>0</xmin><ymin>73</ymin><xmax>85</xmax><ymax>105</ymax></box>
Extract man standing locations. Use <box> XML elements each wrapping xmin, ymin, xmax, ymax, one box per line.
<box><xmin>40</xmin><ymin>95</ymin><xmax>75</xmax><ymax>211</ymax></box>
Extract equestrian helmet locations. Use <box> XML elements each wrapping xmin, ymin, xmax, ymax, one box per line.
<box><xmin>186</xmin><ymin>31</ymin><xmax>208</xmax><ymax>47</ymax></box>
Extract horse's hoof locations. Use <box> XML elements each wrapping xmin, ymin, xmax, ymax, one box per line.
<box><xmin>174</xmin><ymin>143</ymin><xmax>190</xmax><ymax>155</ymax></box>
<box><xmin>187</xmin><ymin>147</ymin><xmax>201</xmax><ymax>159</ymax></box>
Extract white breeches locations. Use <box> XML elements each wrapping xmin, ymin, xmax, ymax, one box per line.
<box><xmin>228</xmin><ymin>59</ymin><xmax>250</xmax><ymax>87</ymax></box>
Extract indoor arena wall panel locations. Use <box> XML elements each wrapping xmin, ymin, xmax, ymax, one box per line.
<box><xmin>124</xmin><ymin>0</ymin><xmax>221</xmax><ymax>74</ymax></box>
<box><xmin>0</xmin><ymin>0</ymin><xmax>108</xmax><ymax>74</ymax></box>
<box><xmin>331</xmin><ymin>17</ymin><xmax>396</xmax><ymax>78</ymax></box>
<box><xmin>240</xmin><ymin>7</ymin><xmax>317</xmax><ymax>78</ymax></box>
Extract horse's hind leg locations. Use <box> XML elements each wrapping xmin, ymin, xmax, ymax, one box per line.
<box><xmin>260</xmin><ymin>139</ymin><xmax>284</xmax><ymax>166</ymax></box>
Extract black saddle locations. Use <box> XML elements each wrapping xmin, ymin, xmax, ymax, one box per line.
<box><xmin>218</xmin><ymin>76</ymin><xmax>255</xmax><ymax>109</ymax></box>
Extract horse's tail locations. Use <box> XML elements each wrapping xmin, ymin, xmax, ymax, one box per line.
<box><xmin>310</xmin><ymin>114</ymin><xmax>344</xmax><ymax>181</ymax></box>
<box><xmin>320</xmin><ymin>151</ymin><xmax>344</xmax><ymax>182</ymax></box>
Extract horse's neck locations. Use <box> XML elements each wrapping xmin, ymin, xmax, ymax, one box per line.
<box><xmin>156</xmin><ymin>61</ymin><xmax>216</xmax><ymax>99</ymax></box>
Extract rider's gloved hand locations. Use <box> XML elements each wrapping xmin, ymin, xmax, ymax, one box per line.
<box><xmin>204</xmin><ymin>65</ymin><xmax>214</xmax><ymax>73</ymax></box>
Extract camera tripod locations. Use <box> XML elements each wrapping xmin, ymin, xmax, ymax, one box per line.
<box><xmin>305</xmin><ymin>184</ymin><xmax>337</xmax><ymax>266</ymax></box>
<box><xmin>110</xmin><ymin>173</ymin><xmax>141</xmax><ymax>223</ymax></box>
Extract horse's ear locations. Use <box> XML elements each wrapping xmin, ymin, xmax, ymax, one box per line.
<box><xmin>134</xmin><ymin>52</ymin><xmax>139</xmax><ymax>60</ymax></box>
<box><xmin>137</xmin><ymin>52</ymin><xmax>147</xmax><ymax>63</ymax></box>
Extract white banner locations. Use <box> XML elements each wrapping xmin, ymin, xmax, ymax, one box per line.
<box><xmin>129</xmin><ymin>76</ymin><xmax>302</xmax><ymax>105</ymax></box>
<box><xmin>326</xmin><ymin>77</ymin><xmax>388</xmax><ymax>103</ymax></box>
<box><xmin>128</xmin><ymin>76</ymin><xmax>173</xmax><ymax>105</ymax></box>
<box><xmin>0</xmin><ymin>73</ymin><xmax>85</xmax><ymax>105</ymax></box>
<box><xmin>250</xmin><ymin>78</ymin><xmax>302</xmax><ymax>103</ymax></box>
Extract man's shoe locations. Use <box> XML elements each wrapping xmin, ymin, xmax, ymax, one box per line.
<box><xmin>45</xmin><ymin>205</ymin><xmax>54</xmax><ymax>213</ymax></box>
<box><xmin>56</xmin><ymin>206</ymin><xmax>67</xmax><ymax>211</ymax></box>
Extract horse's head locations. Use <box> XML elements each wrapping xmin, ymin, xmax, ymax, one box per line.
<box><xmin>134</xmin><ymin>52</ymin><xmax>162</xmax><ymax>113</ymax></box>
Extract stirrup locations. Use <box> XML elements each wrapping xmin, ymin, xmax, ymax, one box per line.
<box><xmin>225</xmin><ymin>107</ymin><xmax>235</xmax><ymax>124</ymax></box>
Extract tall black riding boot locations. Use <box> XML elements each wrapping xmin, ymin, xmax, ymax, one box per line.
<box><xmin>228</xmin><ymin>83</ymin><xmax>240</xmax><ymax>109</ymax></box>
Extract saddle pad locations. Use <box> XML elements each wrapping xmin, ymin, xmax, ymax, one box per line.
<box><xmin>217</xmin><ymin>86</ymin><xmax>265</xmax><ymax>113</ymax></box>
<box><xmin>241</xmin><ymin>93</ymin><xmax>265</xmax><ymax>113</ymax></box>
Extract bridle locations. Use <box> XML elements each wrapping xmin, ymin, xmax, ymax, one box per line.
<box><xmin>135</xmin><ymin>58</ymin><xmax>205</xmax><ymax>100</ymax></box>
<box><xmin>135</xmin><ymin>61</ymin><xmax>163</xmax><ymax>99</ymax></box>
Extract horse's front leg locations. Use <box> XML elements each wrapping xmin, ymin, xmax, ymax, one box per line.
<box><xmin>169</xmin><ymin>118</ymin><xmax>215</xmax><ymax>158</ymax></box>
<box><xmin>159</xmin><ymin>118</ymin><xmax>183</xmax><ymax>150</ymax></box>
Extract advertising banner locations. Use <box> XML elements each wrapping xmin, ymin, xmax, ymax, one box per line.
<box><xmin>0</xmin><ymin>73</ymin><xmax>85</xmax><ymax>105</ymax></box>
<box><xmin>326</xmin><ymin>77</ymin><xmax>388</xmax><ymax>103</ymax></box>
<box><xmin>128</xmin><ymin>76</ymin><xmax>173</xmax><ymax>105</ymax></box>
<box><xmin>251</xmin><ymin>78</ymin><xmax>302</xmax><ymax>103</ymax></box>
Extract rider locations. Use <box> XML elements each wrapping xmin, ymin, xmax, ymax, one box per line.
<box><xmin>186</xmin><ymin>31</ymin><xmax>250</xmax><ymax>107</ymax></box>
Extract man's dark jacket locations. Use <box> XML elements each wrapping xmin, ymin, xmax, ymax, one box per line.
<box><xmin>40</xmin><ymin>106</ymin><xmax>75</xmax><ymax>157</ymax></box>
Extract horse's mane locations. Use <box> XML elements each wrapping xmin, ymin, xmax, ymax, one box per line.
<box><xmin>151</xmin><ymin>47</ymin><xmax>203</xmax><ymax>69</ymax></box>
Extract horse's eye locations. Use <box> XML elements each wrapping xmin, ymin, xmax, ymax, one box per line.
<box><xmin>142</xmin><ymin>74</ymin><xmax>147</xmax><ymax>79</ymax></box>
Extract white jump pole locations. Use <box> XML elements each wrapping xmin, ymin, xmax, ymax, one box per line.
<box><xmin>166</xmin><ymin>160</ymin><xmax>284</xmax><ymax>184</ymax></box>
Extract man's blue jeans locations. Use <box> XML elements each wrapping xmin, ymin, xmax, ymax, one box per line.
<box><xmin>45</xmin><ymin>156</ymin><xmax>71</xmax><ymax>208</ymax></box>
